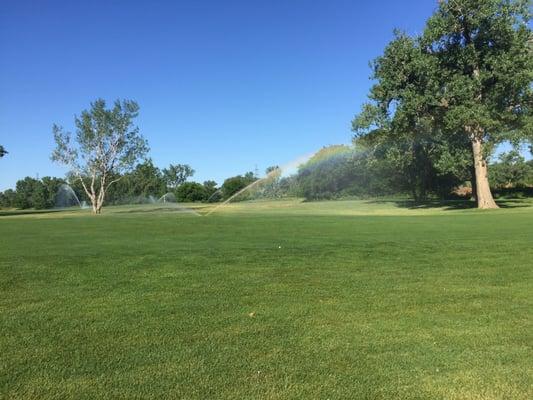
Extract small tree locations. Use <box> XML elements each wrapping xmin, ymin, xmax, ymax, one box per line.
<box><xmin>162</xmin><ymin>164</ymin><xmax>195</xmax><ymax>189</ymax></box>
<box><xmin>51</xmin><ymin>99</ymin><xmax>148</xmax><ymax>214</ymax></box>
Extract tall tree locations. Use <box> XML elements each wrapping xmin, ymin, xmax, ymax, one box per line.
<box><xmin>162</xmin><ymin>164</ymin><xmax>195</xmax><ymax>189</ymax></box>
<box><xmin>51</xmin><ymin>99</ymin><xmax>149</xmax><ymax>214</ymax></box>
<box><xmin>354</xmin><ymin>0</ymin><xmax>532</xmax><ymax>208</ymax></box>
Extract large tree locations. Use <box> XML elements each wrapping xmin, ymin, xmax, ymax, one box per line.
<box><xmin>354</xmin><ymin>0</ymin><xmax>532</xmax><ymax>208</ymax></box>
<box><xmin>51</xmin><ymin>99</ymin><xmax>149</xmax><ymax>214</ymax></box>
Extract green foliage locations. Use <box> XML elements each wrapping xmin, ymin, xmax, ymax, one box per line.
<box><xmin>0</xmin><ymin>189</ymin><xmax>16</xmax><ymax>208</ymax></box>
<box><xmin>162</xmin><ymin>164</ymin><xmax>195</xmax><ymax>189</ymax></box>
<box><xmin>296</xmin><ymin>146</ymin><xmax>358</xmax><ymax>200</ymax></box>
<box><xmin>221</xmin><ymin>172</ymin><xmax>257</xmax><ymax>199</ymax></box>
<box><xmin>14</xmin><ymin>177</ymin><xmax>40</xmax><ymax>209</ymax></box>
<box><xmin>490</xmin><ymin>150</ymin><xmax>533</xmax><ymax>188</ymax></box>
<box><xmin>52</xmin><ymin>99</ymin><xmax>149</xmax><ymax>177</ymax></box>
<box><xmin>41</xmin><ymin>177</ymin><xmax>67</xmax><ymax>209</ymax></box>
<box><xmin>175</xmin><ymin>182</ymin><xmax>208</xmax><ymax>202</ymax></box>
<box><xmin>102</xmin><ymin>160</ymin><xmax>167</xmax><ymax>204</ymax></box>
<box><xmin>294</xmin><ymin>144</ymin><xmax>461</xmax><ymax>201</ymax></box>
<box><xmin>421</xmin><ymin>0</ymin><xmax>532</xmax><ymax>138</ymax></box>
<box><xmin>1</xmin><ymin>176</ymin><xmax>66</xmax><ymax>209</ymax></box>
<box><xmin>128</xmin><ymin>160</ymin><xmax>167</xmax><ymax>198</ymax></box>
<box><xmin>202</xmin><ymin>180</ymin><xmax>218</xmax><ymax>199</ymax></box>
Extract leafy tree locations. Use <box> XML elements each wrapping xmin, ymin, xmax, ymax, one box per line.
<box><xmin>353</xmin><ymin>0</ymin><xmax>532</xmax><ymax>208</ymax></box>
<box><xmin>221</xmin><ymin>172</ymin><xmax>257</xmax><ymax>200</ymax></box>
<box><xmin>295</xmin><ymin>145</ymin><xmax>411</xmax><ymax>200</ymax></box>
<box><xmin>176</xmin><ymin>182</ymin><xmax>208</xmax><ymax>202</ymax></box>
<box><xmin>128</xmin><ymin>160</ymin><xmax>166</xmax><ymax>198</ymax></box>
<box><xmin>203</xmin><ymin>180</ymin><xmax>218</xmax><ymax>196</ymax></box>
<box><xmin>51</xmin><ymin>99</ymin><xmax>149</xmax><ymax>214</ymax></box>
<box><xmin>41</xmin><ymin>176</ymin><xmax>67</xmax><ymax>208</ymax></box>
<box><xmin>14</xmin><ymin>177</ymin><xmax>39</xmax><ymax>209</ymax></box>
<box><xmin>490</xmin><ymin>150</ymin><xmax>532</xmax><ymax>188</ymax></box>
<box><xmin>0</xmin><ymin>145</ymin><xmax>7</xmax><ymax>158</ymax></box>
<box><xmin>0</xmin><ymin>189</ymin><xmax>16</xmax><ymax>208</ymax></box>
<box><xmin>296</xmin><ymin>146</ymin><xmax>354</xmax><ymax>200</ymax></box>
<box><xmin>31</xmin><ymin>181</ymin><xmax>48</xmax><ymax>210</ymax></box>
<box><xmin>162</xmin><ymin>164</ymin><xmax>195</xmax><ymax>189</ymax></box>
<box><xmin>2</xmin><ymin>176</ymin><xmax>66</xmax><ymax>209</ymax></box>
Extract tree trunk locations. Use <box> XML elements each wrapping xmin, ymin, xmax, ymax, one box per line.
<box><xmin>94</xmin><ymin>187</ymin><xmax>105</xmax><ymax>214</ymax></box>
<box><xmin>471</xmin><ymin>137</ymin><xmax>498</xmax><ymax>209</ymax></box>
<box><xmin>86</xmin><ymin>190</ymin><xmax>103</xmax><ymax>214</ymax></box>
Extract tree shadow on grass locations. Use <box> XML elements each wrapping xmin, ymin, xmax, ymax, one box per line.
<box><xmin>0</xmin><ymin>209</ymin><xmax>66</xmax><ymax>217</ymax></box>
<box><xmin>494</xmin><ymin>199</ymin><xmax>532</xmax><ymax>209</ymax></box>
<box><xmin>368</xmin><ymin>198</ymin><xmax>531</xmax><ymax>210</ymax></box>
<box><xmin>115</xmin><ymin>207</ymin><xmax>193</xmax><ymax>214</ymax></box>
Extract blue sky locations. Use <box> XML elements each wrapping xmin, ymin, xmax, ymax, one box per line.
<box><xmin>0</xmin><ymin>0</ymin><xmax>459</xmax><ymax>190</ymax></box>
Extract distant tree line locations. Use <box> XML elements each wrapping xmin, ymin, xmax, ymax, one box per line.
<box><xmin>0</xmin><ymin>156</ymin><xmax>263</xmax><ymax>209</ymax></box>
<box><xmin>0</xmin><ymin>176</ymin><xmax>65</xmax><ymax>209</ymax></box>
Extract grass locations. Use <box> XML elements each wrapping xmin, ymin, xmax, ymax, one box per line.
<box><xmin>1</xmin><ymin>199</ymin><xmax>532</xmax><ymax>399</ymax></box>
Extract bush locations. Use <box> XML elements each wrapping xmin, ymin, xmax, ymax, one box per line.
<box><xmin>176</xmin><ymin>182</ymin><xmax>208</xmax><ymax>202</ymax></box>
<box><xmin>221</xmin><ymin>172</ymin><xmax>257</xmax><ymax>200</ymax></box>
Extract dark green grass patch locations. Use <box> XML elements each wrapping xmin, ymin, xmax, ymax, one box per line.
<box><xmin>1</xmin><ymin>204</ymin><xmax>532</xmax><ymax>399</ymax></box>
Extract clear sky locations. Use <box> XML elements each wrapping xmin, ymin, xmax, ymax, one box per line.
<box><xmin>1</xmin><ymin>0</ymin><xmax>444</xmax><ymax>190</ymax></box>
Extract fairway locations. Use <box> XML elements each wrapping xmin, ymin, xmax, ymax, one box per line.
<box><xmin>1</xmin><ymin>200</ymin><xmax>532</xmax><ymax>399</ymax></box>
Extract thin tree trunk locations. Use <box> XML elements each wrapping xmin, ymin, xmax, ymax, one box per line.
<box><xmin>471</xmin><ymin>137</ymin><xmax>498</xmax><ymax>209</ymax></box>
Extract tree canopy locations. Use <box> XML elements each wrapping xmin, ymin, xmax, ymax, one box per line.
<box><xmin>162</xmin><ymin>164</ymin><xmax>195</xmax><ymax>189</ymax></box>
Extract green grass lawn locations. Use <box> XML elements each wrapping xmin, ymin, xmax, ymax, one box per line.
<box><xmin>1</xmin><ymin>200</ymin><xmax>532</xmax><ymax>399</ymax></box>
